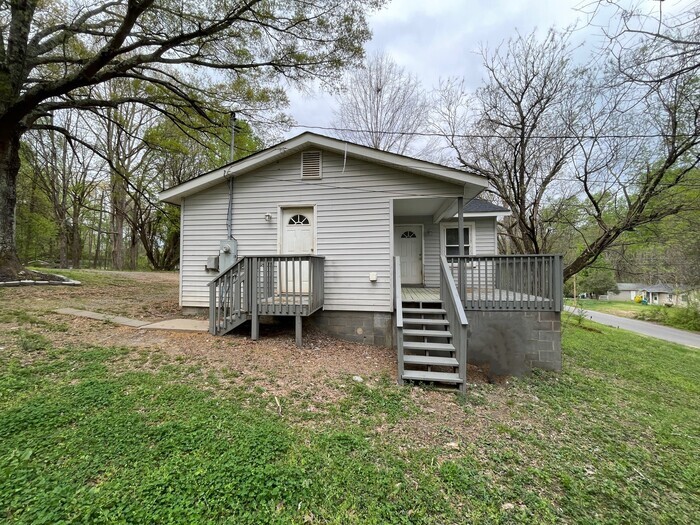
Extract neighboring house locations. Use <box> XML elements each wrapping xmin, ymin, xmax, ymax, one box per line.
<box><xmin>607</xmin><ymin>283</ymin><xmax>646</xmax><ymax>302</ymax></box>
<box><xmin>160</xmin><ymin>133</ymin><xmax>563</xmax><ymax>389</ymax></box>
<box><xmin>608</xmin><ymin>283</ymin><xmax>694</xmax><ymax>306</ymax></box>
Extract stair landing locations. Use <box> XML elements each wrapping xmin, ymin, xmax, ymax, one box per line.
<box><xmin>401</xmin><ymin>287</ymin><xmax>440</xmax><ymax>302</ymax></box>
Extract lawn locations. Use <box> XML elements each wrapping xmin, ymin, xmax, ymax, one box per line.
<box><xmin>1</xmin><ymin>271</ymin><xmax>698</xmax><ymax>524</ymax></box>
<box><xmin>567</xmin><ymin>298</ymin><xmax>700</xmax><ymax>332</ymax></box>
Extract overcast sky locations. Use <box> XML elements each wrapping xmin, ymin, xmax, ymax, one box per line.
<box><xmin>285</xmin><ymin>0</ymin><xmax>691</xmax><ymax>137</ymax></box>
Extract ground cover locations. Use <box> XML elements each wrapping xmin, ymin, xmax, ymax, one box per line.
<box><xmin>1</xmin><ymin>271</ymin><xmax>698</xmax><ymax>524</ymax></box>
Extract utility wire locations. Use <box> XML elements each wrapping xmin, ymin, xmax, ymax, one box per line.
<box><xmin>289</xmin><ymin>123</ymin><xmax>700</xmax><ymax>140</ymax></box>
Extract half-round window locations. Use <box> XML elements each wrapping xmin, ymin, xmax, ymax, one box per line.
<box><xmin>401</xmin><ymin>231</ymin><xmax>417</xmax><ymax>238</ymax></box>
<box><xmin>288</xmin><ymin>214</ymin><xmax>310</xmax><ymax>225</ymax></box>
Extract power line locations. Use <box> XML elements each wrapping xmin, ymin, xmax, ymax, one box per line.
<box><xmin>289</xmin><ymin>123</ymin><xmax>700</xmax><ymax>141</ymax></box>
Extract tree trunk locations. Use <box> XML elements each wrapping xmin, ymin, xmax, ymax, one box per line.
<box><xmin>110</xmin><ymin>174</ymin><xmax>126</xmax><ymax>270</ymax></box>
<box><xmin>93</xmin><ymin>191</ymin><xmax>105</xmax><ymax>268</ymax></box>
<box><xmin>70</xmin><ymin>203</ymin><xmax>82</xmax><ymax>268</ymax></box>
<box><xmin>0</xmin><ymin>132</ymin><xmax>24</xmax><ymax>280</ymax></box>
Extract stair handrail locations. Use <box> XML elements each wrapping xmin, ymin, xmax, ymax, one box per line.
<box><xmin>394</xmin><ymin>256</ymin><xmax>404</xmax><ymax>385</ymax></box>
<box><xmin>208</xmin><ymin>256</ymin><xmax>249</xmax><ymax>335</ymax></box>
<box><xmin>440</xmin><ymin>256</ymin><xmax>468</xmax><ymax>391</ymax></box>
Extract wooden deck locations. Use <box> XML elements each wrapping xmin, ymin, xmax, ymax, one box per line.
<box><xmin>401</xmin><ymin>287</ymin><xmax>440</xmax><ymax>302</ymax></box>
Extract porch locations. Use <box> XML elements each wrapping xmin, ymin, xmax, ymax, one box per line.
<box><xmin>396</xmin><ymin>254</ymin><xmax>564</xmax><ymax>391</ymax></box>
<box><xmin>402</xmin><ymin>254</ymin><xmax>563</xmax><ymax>312</ymax></box>
<box><xmin>209</xmin><ymin>255</ymin><xmax>325</xmax><ymax>344</ymax></box>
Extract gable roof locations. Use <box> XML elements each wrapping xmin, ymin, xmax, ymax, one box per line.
<box><xmin>159</xmin><ymin>132</ymin><xmax>488</xmax><ymax>205</ymax></box>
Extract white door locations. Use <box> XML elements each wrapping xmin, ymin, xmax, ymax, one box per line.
<box><xmin>281</xmin><ymin>207</ymin><xmax>314</xmax><ymax>293</ymax></box>
<box><xmin>395</xmin><ymin>226</ymin><xmax>422</xmax><ymax>285</ymax></box>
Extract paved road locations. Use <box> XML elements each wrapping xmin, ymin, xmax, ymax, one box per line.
<box><xmin>564</xmin><ymin>306</ymin><xmax>700</xmax><ymax>349</ymax></box>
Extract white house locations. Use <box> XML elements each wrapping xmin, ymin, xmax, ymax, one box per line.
<box><xmin>160</xmin><ymin>133</ymin><xmax>563</xmax><ymax>387</ymax></box>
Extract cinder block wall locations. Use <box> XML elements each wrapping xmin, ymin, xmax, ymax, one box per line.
<box><xmin>465</xmin><ymin>310</ymin><xmax>562</xmax><ymax>375</ymax></box>
<box><xmin>309</xmin><ymin>311</ymin><xmax>394</xmax><ymax>347</ymax></box>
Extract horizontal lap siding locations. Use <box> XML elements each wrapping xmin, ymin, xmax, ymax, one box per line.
<box><xmin>180</xmin><ymin>151</ymin><xmax>462</xmax><ymax>309</ymax></box>
<box><xmin>472</xmin><ymin>218</ymin><xmax>497</xmax><ymax>254</ymax></box>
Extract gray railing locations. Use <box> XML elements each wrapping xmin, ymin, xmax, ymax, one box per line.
<box><xmin>447</xmin><ymin>254</ymin><xmax>563</xmax><ymax>312</ymax></box>
<box><xmin>439</xmin><ymin>256</ymin><xmax>468</xmax><ymax>392</ymax></box>
<box><xmin>394</xmin><ymin>256</ymin><xmax>404</xmax><ymax>386</ymax></box>
<box><xmin>209</xmin><ymin>255</ymin><xmax>325</xmax><ymax>336</ymax></box>
<box><xmin>209</xmin><ymin>257</ymin><xmax>249</xmax><ymax>335</ymax></box>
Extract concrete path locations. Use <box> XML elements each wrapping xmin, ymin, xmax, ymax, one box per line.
<box><xmin>56</xmin><ymin>308</ymin><xmax>151</xmax><ymax>328</ymax></box>
<box><xmin>564</xmin><ymin>306</ymin><xmax>700</xmax><ymax>349</ymax></box>
<box><xmin>139</xmin><ymin>319</ymin><xmax>208</xmax><ymax>332</ymax></box>
<box><xmin>55</xmin><ymin>308</ymin><xmax>208</xmax><ymax>332</ymax></box>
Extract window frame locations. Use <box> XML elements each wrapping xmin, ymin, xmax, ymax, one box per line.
<box><xmin>440</xmin><ymin>221</ymin><xmax>475</xmax><ymax>256</ymax></box>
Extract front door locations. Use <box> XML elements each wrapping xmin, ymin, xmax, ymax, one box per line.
<box><xmin>395</xmin><ymin>226</ymin><xmax>423</xmax><ymax>285</ymax></box>
<box><xmin>281</xmin><ymin>207</ymin><xmax>314</xmax><ymax>293</ymax></box>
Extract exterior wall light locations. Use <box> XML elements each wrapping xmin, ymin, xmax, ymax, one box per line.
<box><xmin>264</xmin><ymin>212</ymin><xmax>272</xmax><ymax>222</ymax></box>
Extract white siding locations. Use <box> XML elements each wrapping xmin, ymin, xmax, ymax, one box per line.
<box><xmin>180</xmin><ymin>150</ymin><xmax>463</xmax><ymax>310</ymax></box>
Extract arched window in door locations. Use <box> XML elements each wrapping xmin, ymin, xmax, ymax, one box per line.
<box><xmin>288</xmin><ymin>214</ymin><xmax>310</xmax><ymax>225</ymax></box>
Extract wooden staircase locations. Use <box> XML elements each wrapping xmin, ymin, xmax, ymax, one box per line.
<box><xmin>400</xmin><ymin>300</ymin><xmax>463</xmax><ymax>387</ymax></box>
<box><xmin>394</xmin><ymin>256</ymin><xmax>468</xmax><ymax>392</ymax></box>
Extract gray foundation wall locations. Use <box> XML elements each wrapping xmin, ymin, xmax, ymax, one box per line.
<box><xmin>465</xmin><ymin>310</ymin><xmax>561</xmax><ymax>375</ymax></box>
<box><xmin>308</xmin><ymin>311</ymin><xmax>394</xmax><ymax>348</ymax></box>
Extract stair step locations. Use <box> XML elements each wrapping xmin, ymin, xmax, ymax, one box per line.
<box><xmin>402</xmin><ymin>370</ymin><xmax>463</xmax><ymax>384</ymax></box>
<box><xmin>403</xmin><ymin>329</ymin><xmax>452</xmax><ymax>338</ymax></box>
<box><xmin>402</xmin><ymin>307</ymin><xmax>447</xmax><ymax>315</ymax></box>
<box><xmin>403</xmin><ymin>341</ymin><xmax>455</xmax><ymax>352</ymax></box>
<box><xmin>404</xmin><ymin>355</ymin><xmax>459</xmax><ymax>367</ymax></box>
<box><xmin>403</xmin><ymin>318</ymin><xmax>449</xmax><ymax>326</ymax></box>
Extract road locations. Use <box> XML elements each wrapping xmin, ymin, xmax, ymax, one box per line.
<box><xmin>564</xmin><ymin>306</ymin><xmax>700</xmax><ymax>349</ymax></box>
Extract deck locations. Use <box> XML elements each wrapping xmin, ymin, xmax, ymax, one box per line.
<box><xmin>402</xmin><ymin>287</ymin><xmax>440</xmax><ymax>302</ymax></box>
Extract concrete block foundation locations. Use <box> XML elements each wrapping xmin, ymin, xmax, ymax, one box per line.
<box><xmin>465</xmin><ymin>310</ymin><xmax>562</xmax><ymax>375</ymax></box>
<box><xmin>308</xmin><ymin>310</ymin><xmax>394</xmax><ymax>347</ymax></box>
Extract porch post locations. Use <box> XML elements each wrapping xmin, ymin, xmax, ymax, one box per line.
<box><xmin>457</xmin><ymin>196</ymin><xmax>464</xmax><ymax>296</ymax></box>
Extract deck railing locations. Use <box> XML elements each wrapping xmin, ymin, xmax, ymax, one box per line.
<box><xmin>447</xmin><ymin>254</ymin><xmax>563</xmax><ymax>312</ymax></box>
<box><xmin>209</xmin><ymin>255</ymin><xmax>325</xmax><ymax>336</ymax></box>
<box><xmin>440</xmin><ymin>256</ymin><xmax>468</xmax><ymax>391</ymax></box>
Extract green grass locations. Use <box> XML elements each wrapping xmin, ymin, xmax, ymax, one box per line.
<box><xmin>0</xmin><ymin>320</ymin><xmax>698</xmax><ymax>523</ymax></box>
<box><xmin>567</xmin><ymin>298</ymin><xmax>700</xmax><ymax>332</ymax></box>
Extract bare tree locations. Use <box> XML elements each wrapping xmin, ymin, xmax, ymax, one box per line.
<box><xmin>435</xmin><ymin>30</ymin><xmax>585</xmax><ymax>255</ymax></box>
<box><xmin>333</xmin><ymin>52</ymin><xmax>429</xmax><ymax>155</ymax></box>
<box><xmin>435</xmin><ymin>27</ymin><xmax>700</xmax><ymax>280</ymax></box>
<box><xmin>0</xmin><ymin>0</ymin><xmax>383</xmax><ymax>279</ymax></box>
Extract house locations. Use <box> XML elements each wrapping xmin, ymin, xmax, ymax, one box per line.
<box><xmin>608</xmin><ymin>283</ymin><xmax>694</xmax><ymax>306</ymax></box>
<box><xmin>607</xmin><ymin>283</ymin><xmax>646</xmax><ymax>302</ymax></box>
<box><xmin>160</xmin><ymin>133</ymin><xmax>563</xmax><ymax>389</ymax></box>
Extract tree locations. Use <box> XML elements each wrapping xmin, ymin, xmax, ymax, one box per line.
<box><xmin>0</xmin><ymin>0</ymin><xmax>383</xmax><ymax>279</ymax></box>
<box><xmin>579</xmin><ymin>268</ymin><xmax>618</xmax><ymax>299</ymax></box>
<box><xmin>435</xmin><ymin>26</ymin><xmax>700</xmax><ymax>281</ymax></box>
<box><xmin>333</xmin><ymin>51</ymin><xmax>429</xmax><ymax>155</ymax></box>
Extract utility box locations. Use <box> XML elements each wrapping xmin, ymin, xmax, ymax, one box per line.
<box><xmin>219</xmin><ymin>239</ymin><xmax>238</xmax><ymax>270</ymax></box>
<box><xmin>205</xmin><ymin>256</ymin><xmax>219</xmax><ymax>271</ymax></box>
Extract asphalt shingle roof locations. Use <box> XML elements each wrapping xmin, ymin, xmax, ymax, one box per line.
<box><xmin>463</xmin><ymin>198</ymin><xmax>510</xmax><ymax>214</ymax></box>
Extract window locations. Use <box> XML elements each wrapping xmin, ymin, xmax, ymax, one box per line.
<box><xmin>288</xmin><ymin>214</ymin><xmax>310</xmax><ymax>225</ymax></box>
<box><xmin>444</xmin><ymin>226</ymin><xmax>470</xmax><ymax>256</ymax></box>
<box><xmin>401</xmin><ymin>231</ymin><xmax>417</xmax><ymax>239</ymax></box>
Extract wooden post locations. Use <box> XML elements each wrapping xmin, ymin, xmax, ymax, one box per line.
<box><xmin>251</xmin><ymin>257</ymin><xmax>259</xmax><ymax>340</ymax></box>
<box><xmin>457</xmin><ymin>196</ymin><xmax>464</xmax><ymax>297</ymax></box>
<box><xmin>295</xmin><ymin>314</ymin><xmax>302</xmax><ymax>347</ymax></box>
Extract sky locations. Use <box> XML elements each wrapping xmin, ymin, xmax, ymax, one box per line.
<box><xmin>285</xmin><ymin>0</ymin><xmax>691</xmax><ymax>137</ymax></box>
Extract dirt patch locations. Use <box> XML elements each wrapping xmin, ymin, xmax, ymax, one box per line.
<box><xmin>2</xmin><ymin>269</ymin><xmax>537</xmax><ymax>451</ymax></box>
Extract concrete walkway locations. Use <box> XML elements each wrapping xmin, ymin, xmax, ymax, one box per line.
<box><xmin>564</xmin><ymin>306</ymin><xmax>700</xmax><ymax>349</ymax></box>
<box><xmin>55</xmin><ymin>308</ymin><xmax>208</xmax><ymax>332</ymax></box>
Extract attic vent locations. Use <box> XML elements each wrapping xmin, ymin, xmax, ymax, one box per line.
<box><xmin>301</xmin><ymin>151</ymin><xmax>322</xmax><ymax>179</ymax></box>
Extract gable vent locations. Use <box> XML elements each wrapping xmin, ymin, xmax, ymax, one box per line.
<box><xmin>301</xmin><ymin>151</ymin><xmax>322</xmax><ymax>179</ymax></box>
